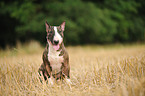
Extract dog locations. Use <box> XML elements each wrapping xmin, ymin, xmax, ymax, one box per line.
<box><xmin>38</xmin><ymin>21</ymin><xmax>71</xmax><ymax>85</ymax></box>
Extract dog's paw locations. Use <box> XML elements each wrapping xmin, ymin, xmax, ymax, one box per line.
<box><xmin>48</xmin><ymin>77</ymin><xmax>54</xmax><ymax>85</ymax></box>
<box><xmin>65</xmin><ymin>78</ymin><xmax>72</xmax><ymax>85</ymax></box>
<box><xmin>38</xmin><ymin>71</ymin><xmax>45</xmax><ymax>83</ymax></box>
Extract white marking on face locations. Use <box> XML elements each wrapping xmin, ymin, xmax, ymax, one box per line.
<box><xmin>54</xmin><ymin>26</ymin><xmax>63</xmax><ymax>44</ymax></box>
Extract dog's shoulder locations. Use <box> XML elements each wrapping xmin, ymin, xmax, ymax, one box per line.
<box><xmin>42</xmin><ymin>44</ymin><xmax>49</xmax><ymax>61</ymax></box>
<box><xmin>61</xmin><ymin>44</ymin><xmax>69</xmax><ymax>62</ymax></box>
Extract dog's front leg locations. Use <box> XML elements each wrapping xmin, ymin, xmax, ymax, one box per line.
<box><xmin>42</xmin><ymin>50</ymin><xmax>54</xmax><ymax>85</ymax></box>
<box><xmin>38</xmin><ymin>64</ymin><xmax>54</xmax><ymax>85</ymax></box>
<box><xmin>62</xmin><ymin>62</ymin><xmax>72</xmax><ymax>84</ymax></box>
<box><xmin>38</xmin><ymin>63</ymin><xmax>48</xmax><ymax>83</ymax></box>
<box><xmin>45</xmin><ymin>64</ymin><xmax>54</xmax><ymax>85</ymax></box>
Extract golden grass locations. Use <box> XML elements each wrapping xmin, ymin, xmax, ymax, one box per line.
<box><xmin>0</xmin><ymin>42</ymin><xmax>145</xmax><ymax>96</ymax></box>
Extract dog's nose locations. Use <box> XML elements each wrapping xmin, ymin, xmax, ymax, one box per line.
<box><xmin>54</xmin><ymin>40</ymin><xmax>59</xmax><ymax>45</ymax></box>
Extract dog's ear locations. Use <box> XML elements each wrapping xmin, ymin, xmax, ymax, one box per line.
<box><xmin>60</xmin><ymin>21</ymin><xmax>65</xmax><ymax>32</ymax></box>
<box><xmin>45</xmin><ymin>21</ymin><xmax>50</xmax><ymax>33</ymax></box>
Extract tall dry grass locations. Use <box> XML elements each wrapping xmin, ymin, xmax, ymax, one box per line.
<box><xmin>0</xmin><ymin>42</ymin><xmax>145</xmax><ymax>96</ymax></box>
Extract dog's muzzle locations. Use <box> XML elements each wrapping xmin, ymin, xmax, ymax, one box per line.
<box><xmin>54</xmin><ymin>40</ymin><xmax>59</xmax><ymax>45</ymax></box>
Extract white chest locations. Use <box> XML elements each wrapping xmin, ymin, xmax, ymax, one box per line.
<box><xmin>48</xmin><ymin>44</ymin><xmax>64</xmax><ymax>74</ymax></box>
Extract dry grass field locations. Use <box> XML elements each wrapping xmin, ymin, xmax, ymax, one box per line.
<box><xmin>0</xmin><ymin>41</ymin><xmax>145</xmax><ymax>96</ymax></box>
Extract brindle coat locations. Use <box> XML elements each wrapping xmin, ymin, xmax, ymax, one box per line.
<box><xmin>38</xmin><ymin>38</ymin><xmax>70</xmax><ymax>82</ymax></box>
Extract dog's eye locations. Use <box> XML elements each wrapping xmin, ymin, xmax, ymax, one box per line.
<box><xmin>58</xmin><ymin>31</ymin><xmax>62</xmax><ymax>33</ymax></box>
<box><xmin>58</xmin><ymin>27</ymin><xmax>62</xmax><ymax>33</ymax></box>
<box><xmin>49</xmin><ymin>31</ymin><xmax>53</xmax><ymax>33</ymax></box>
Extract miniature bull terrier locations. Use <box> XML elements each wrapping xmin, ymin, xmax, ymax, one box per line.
<box><xmin>38</xmin><ymin>21</ymin><xmax>71</xmax><ymax>85</ymax></box>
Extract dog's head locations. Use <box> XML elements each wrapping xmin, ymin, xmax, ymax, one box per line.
<box><xmin>45</xmin><ymin>21</ymin><xmax>65</xmax><ymax>51</ymax></box>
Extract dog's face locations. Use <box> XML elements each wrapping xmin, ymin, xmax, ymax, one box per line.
<box><xmin>45</xmin><ymin>21</ymin><xmax>65</xmax><ymax>51</ymax></box>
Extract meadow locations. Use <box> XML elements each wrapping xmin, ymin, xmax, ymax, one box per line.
<box><xmin>0</xmin><ymin>41</ymin><xmax>145</xmax><ymax>96</ymax></box>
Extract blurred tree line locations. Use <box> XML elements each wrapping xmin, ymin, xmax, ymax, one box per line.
<box><xmin>0</xmin><ymin>0</ymin><xmax>145</xmax><ymax>48</ymax></box>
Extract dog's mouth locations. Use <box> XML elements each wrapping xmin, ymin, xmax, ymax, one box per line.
<box><xmin>52</xmin><ymin>40</ymin><xmax>60</xmax><ymax>51</ymax></box>
<box><xmin>53</xmin><ymin>44</ymin><xmax>60</xmax><ymax>51</ymax></box>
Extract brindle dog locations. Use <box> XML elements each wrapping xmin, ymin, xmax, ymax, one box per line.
<box><xmin>38</xmin><ymin>21</ymin><xmax>71</xmax><ymax>85</ymax></box>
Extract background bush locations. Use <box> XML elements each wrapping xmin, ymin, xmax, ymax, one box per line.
<box><xmin>0</xmin><ymin>0</ymin><xmax>144</xmax><ymax>48</ymax></box>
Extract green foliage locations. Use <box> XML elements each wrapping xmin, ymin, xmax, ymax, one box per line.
<box><xmin>0</xmin><ymin>0</ymin><xmax>144</xmax><ymax>47</ymax></box>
